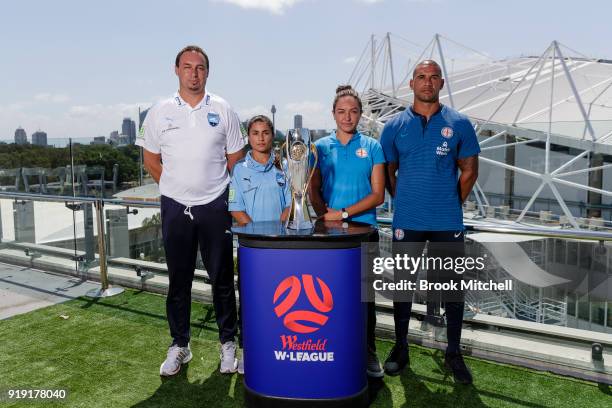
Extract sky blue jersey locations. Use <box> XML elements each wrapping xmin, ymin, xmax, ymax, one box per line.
<box><xmin>229</xmin><ymin>151</ymin><xmax>291</xmax><ymax>222</ymax></box>
<box><xmin>315</xmin><ymin>131</ymin><xmax>385</xmax><ymax>226</ymax></box>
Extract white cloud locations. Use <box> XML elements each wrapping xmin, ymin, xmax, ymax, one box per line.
<box><xmin>213</xmin><ymin>0</ymin><xmax>303</xmax><ymax>14</ymax></box>
<box><xmin>343</xmin><ymin>56</ymin><xmax>357</xmax><ymax>64</ymax></box>
<box><xmin>34</xmin><ymin>93</ymin><xmax>70</xmax><ymax>103</ymax></box>
<box><xmin>237</xmin><ymin>100</ymin><xmax>334</xmax><ymax>131</ymax></box>
<box><xmin>5</xmin><ymin>102</ymin><xmax>29</xmax><ymax>111</ymax></box>
<box><xmin>0</xmin><ymin>101</ymin><xmax>152</xmax><ymax>139</ymax></box>
<box><xmin>282</xmin><ymin>101</ymin><xmax>333</xmax><ymax>130</ymax></box>
<box><xmin>237</xmin><ymin>104</ymin><xmax>269</xmax><ymax>120</ymax></box>
<box><xmin>357</xmin><ymin>0</ymin><xmax>438</xmax><ymax>3</ymax></box>
<box><xmin>68</xmin><ymin>102</ymin><xmax>148</xmax><ymax>120</ymax></box>
<box><xmin>284</xmin><ymin>101</ymin><xmax>325</xmax><ymax>114</ymax></box>
<box><xmin>0</xmin><ymin>98</ymin><xmax>335</xmax><ymax>141</ymax></box>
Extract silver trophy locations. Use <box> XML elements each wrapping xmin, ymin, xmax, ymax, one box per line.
<box><xmin>280</xmin><ymin>128</ymin><xmax>318</xmax><ymax>230</ymax></box>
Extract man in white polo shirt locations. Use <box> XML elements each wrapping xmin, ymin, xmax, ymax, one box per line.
<box><xmin>137</xmin><ymin>45</ymin><xmax>245</xmax><ymax>376</ymax></box>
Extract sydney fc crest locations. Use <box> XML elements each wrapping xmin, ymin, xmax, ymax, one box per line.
<box><xmin>276</xmin><ymin>171</ymin><xmax>286</xmax><ymax>187</ymax></box>
<box><xmin>208</xmin><ymin>112</ymin><xmax>220</xmax><ymax>127</ymax></box>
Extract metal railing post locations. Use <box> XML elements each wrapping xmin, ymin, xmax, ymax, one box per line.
<box><xmin>96</xmin><ymin>199</ymin><xmax>109</xmax><ymax>290</ymax></box>
<box><xmin>85</xmin><ymin>198</ymin><xmax>124</xmax><ymax>298</ymax></box>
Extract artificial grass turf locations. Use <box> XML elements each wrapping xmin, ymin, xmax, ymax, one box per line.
<box><xmin>0</xmin><ymin>289</ymin><xmax>609</xmax><ymax>407</ymax></box>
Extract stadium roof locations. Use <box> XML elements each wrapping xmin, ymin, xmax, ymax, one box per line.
<box><xmin>353</xmin><ymin>35</ymin><xmax>612</xmax><ymax>154</ymax></box>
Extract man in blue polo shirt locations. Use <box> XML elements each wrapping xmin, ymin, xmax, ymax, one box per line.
<box><xmin>380</xmin><ymin>60</ymin><xmax>479</xmax><ymax>384</ymax></box>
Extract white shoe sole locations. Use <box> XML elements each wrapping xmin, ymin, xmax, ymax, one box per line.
<box><xmin>159</xmin><ymin>351</ymin><xmax>193</xmax><ymax>377</ymax></box>
<box><xmin>219</xmin><ymin>358</ymin><xmax>238</xmax><ymax>374</ymax></box>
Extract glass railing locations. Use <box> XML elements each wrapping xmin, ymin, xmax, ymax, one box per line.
<box><xmin>0</xmin><ymin>190</ymin><xmax>610</xmax><ymax>381</ymax></box>
<box><xmin>375</xmin><ymin>222</ymin><xmax>612</xmax><ymax>381</ymax></box>
<box><xmin>0</xmin><ymin>139</ymin><xmax>144</xmax><ymax>199</ymax></box>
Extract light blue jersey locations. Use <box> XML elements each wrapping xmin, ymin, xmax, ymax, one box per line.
<box><xmin>315</xmin><ymin>131</ymin><xmax>385</xmax><ymax>226</ymax></box>
<box><xmin>229</xmin><ymin>151</ymin><xmax>291</xmax><ymax>222</ymax></box>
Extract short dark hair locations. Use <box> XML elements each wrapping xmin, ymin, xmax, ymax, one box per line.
<box><xmin>412</xmin><ymin>60</ymin><xmax>442</xmax><ymax>78</ymax></box>
<box><xmin>175</xmin><ymin>45</ymin><xmax>209</xmax><ymax>70</ymax></box>
<box><xmin>247</xmin><ymin>115</ymin><xmax>274</xmax><ymax>135</ymax></box>
<box><xmin>332</xmin><ymin>85</ymin><xmax>362</xmax><ymax>113</ymax></box>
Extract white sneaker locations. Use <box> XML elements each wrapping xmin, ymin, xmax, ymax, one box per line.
<box><xmin>237</xmin><ymin>357</ymin><xmax>244</xmax><ymax>375</ymax></box>
<box><xmin>220</xmin><ymin>341</ymin><xmax>238</xmax><ymax>374</ymax></box>
<box><xmin>160</xmin><ymin>344</ymin><xmax>192</xmax><ymax>376</ymax></box>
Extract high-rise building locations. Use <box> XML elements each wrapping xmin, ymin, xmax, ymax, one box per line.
<box><xmin>122</xmin><ymin>118</ymin><xmax>136</xmax><ymax>144</ymax></box>
<box><xmin>14</xmin><ymin>127</ymin><xmax>27</xmax><ymax>145</ymax></box>
<box><xmin>31</xmin><ymin>130</ymin><xmax>48</xmax><ymax>146</ymax></box>
<box><xmin>294</xmin><ymin>114</ymin><xmax>303</xmax><ymax>129</ymax></box>
<box><xmin>109</xmin><ymin>131</ymin><xmax>120</xmax><ymax>145</ymax></box>
<box><xmin>92</xmin><ymin>136</ymin><xmax>106</xmax><ymax>145</ymax></box>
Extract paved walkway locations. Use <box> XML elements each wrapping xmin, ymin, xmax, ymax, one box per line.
<box><xmin>0</xmin><ymin>262</ymin><xmax>99</xmax><ymax>319</ymax></box>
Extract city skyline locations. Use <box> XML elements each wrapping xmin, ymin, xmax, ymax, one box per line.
<box><xmin>1</xmin><ymin>1</ymin><xmax>611</xmax><ymax>139</ymax></box>
<box><xmin>6</xmin><ymin>115</ymin><xmax>136</xmax><ymax>146</ymax></box>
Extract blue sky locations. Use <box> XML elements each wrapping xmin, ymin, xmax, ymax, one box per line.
<box><xmin>0</xmin><ymin>0</ymin><xmax>610</xmax><ymax>140</ymax></box>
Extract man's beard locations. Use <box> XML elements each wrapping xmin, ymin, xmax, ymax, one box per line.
<box><xmin>415</xmin><ymin>93</ymin><xmax>439</xmax><ymax>103</ymax></box>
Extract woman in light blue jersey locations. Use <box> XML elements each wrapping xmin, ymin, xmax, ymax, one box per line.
<box><xmin>229</xmin><ymin>114</ymin><xmax>291</xmax><ymax>374</ymax></box>
<box><xmin>229</xmin><ymin>115</ymin><xmax>290</xmax><ymax>224</ymax></box>
<box><xmin>309</xmin><ymin>85</ymin><xmax>386</xmax><ymax>378</ymax></box>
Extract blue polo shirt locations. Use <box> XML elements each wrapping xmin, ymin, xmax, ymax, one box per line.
<box><xmin>380</xmin><ymin>105</ymin><xmax>480</xmax><ymax>231</ymax></box>
<box><xmin>229</xmin><ymin>151</ymin><xmax>291</xmax><ymax>222</ymax></box>
<box><xmin>315</xmin><ymin>131</ymin><xmax>386</xmax><ymax>226</ymax></box>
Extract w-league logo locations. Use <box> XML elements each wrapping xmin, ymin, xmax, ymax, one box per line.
<box><xmin>273</xmin><ymin>275</ymin><xmax>334</xmax><ymax>334</ymax></box>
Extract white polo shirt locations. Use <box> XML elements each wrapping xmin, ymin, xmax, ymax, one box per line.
<box><xmin>137</xmin><ymin>91</ymin><xmax>246</xmax><ymax>206</ymax></box>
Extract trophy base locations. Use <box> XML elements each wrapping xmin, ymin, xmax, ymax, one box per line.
<box><xmin>285</xmin><ymin>220</ymin><xmax>313</xmax><ymax>231</ymax></box>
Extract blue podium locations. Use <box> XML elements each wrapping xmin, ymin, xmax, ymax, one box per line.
<box><xmin>233</xmin><ymin>221</ymin><xmax>374</xmax><ymax>408</ymax></box>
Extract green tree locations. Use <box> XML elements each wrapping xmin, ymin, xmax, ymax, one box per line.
<box><xmin>0</xmin><ymin>144</ymin><xmax>141</xmax><ymax>186</ymax></box>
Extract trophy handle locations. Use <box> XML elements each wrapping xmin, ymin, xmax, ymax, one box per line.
<box><xmin>278</xmin><ymin>142</ymin><xmax>287</xmax><ymax>178</ymax></box>
<box><xmin>304</xmin><ymin>143</ymin><xmax>318</xmax><ymax>195</ymax></box>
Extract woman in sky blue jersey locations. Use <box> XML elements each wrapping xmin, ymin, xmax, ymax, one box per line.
<box><xmin>229</xmin><ymin>114</ymin><xmax>291</xmax><ymax>374</ymax></box>
<box><xmin>309</xmin><ymin>84</ymin><xmax>386</xmax><ymax>378</ymax></box>
<box><xmin>229</xmin><ymin>115</ymin><xmax>291</xmax><ymax>224</ymax></box>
